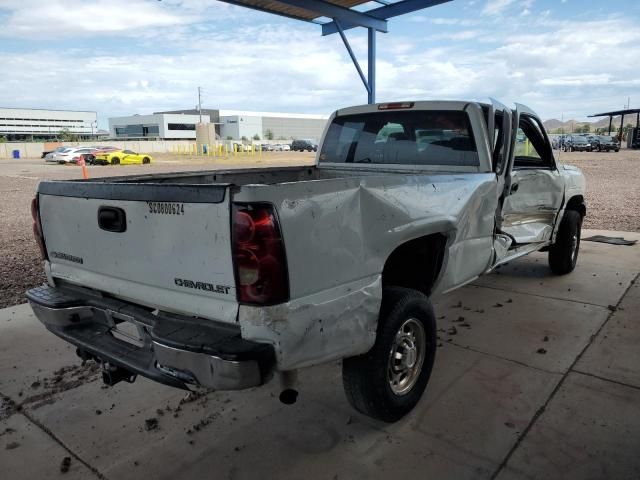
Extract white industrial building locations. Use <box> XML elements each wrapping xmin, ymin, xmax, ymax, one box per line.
<box><xmin>0</xmin><ymin>107</ymin><xmax>97</xmax><ymax>141</ymax></box>
<box><xmin>109</xmin><ymin>109</ymin><xmax>328</xmax><ymax>141</ymax></box>
<box><xmin>108</xmin><ymin>113</ymin><xmax>210</xmax><ymax>140</ymax></box>
<box><xmin>217</xmin><ymin>110</ymin><xmax>328</xmax><ymax>141</ymax></box>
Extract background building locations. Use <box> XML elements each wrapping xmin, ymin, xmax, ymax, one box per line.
<box><xmin>218</xmin><ymin>110</ymin><xmax>328</xmax><ymax>141</ymax></box>
<box><xmin>0</xmin><ymin>108</ymin><xmax>97</xmax><ymax>141</ymax></box>
<box><xmin>108</xmin><ymin>113</ymin><xmax>210</xmax><ymax>140</ymax></box>
<box><xmin>141</xmin><ymin>109</ymin><xmax>329</xmax><ymax>141</ymax></box>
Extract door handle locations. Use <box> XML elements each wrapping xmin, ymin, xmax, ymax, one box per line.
<box><xmin>98</xmin><ymin>206</ymin><xmax>127</xmax><ymax>232</ymax></box>
<box><xmin>510</xmin><ymin>183</ymin><xmax>519</xmax><ymax>193</ymax></box>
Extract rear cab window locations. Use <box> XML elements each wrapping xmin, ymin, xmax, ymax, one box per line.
<box><xmin>319</xmin><ymin>110</ymin><xmax>480</xmax><ymax>168</ymax></box>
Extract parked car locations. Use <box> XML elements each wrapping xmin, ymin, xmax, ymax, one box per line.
<box><xmin>231</xmin><ymin>142</ymin><xmax>253</xmax><ymax>152</ymax></box>
<box><xmin>562</xmin><ymin>135</ymin><xmax>592</xmax><ymax>152</ymax></box>
<box><xmin>93</xmin><ymin>149</ymin><xmax>152</xmax><ymax>165</ymax></box>
<box><xmin>595</xmin><ymin>135</ymin><xmax>620</xmax><ymax>152</ymax></box>
<box><xmin>260</xmin><ymin>144</ymin><xmax>273</xmax><ymax>151</ymax></box>
<box><xmin>41</xmin><ymin>146</ymin><xmax>66</xmax><ymax>159</ymax></box>
<box><xmin>281</xmin><ymin>143</ymin><xmax>290</xmax><ymax>151</ymax></box>
<box><xmin>44</xmin><ymin>147</ymin><xmax>93</xmax><ymax>164</ymax></box>
<box><xmin>291</xmin><ymin>139</ymin><xmax>318</xmax><ymax>152</ymax></box>
<box><xmin>92</xmin><ymin>146</ymin><xmax>119</xmax><ymax>154</ymax></box>
<box><xmin>27</xmin><ymin>99</ymin><xmax>585</xmax><ymax>422</ymax></box>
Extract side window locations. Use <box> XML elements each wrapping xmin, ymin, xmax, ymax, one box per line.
<box><xmin>513</xmin><ymin>116</ymin><xmax>552</xmax><ymax>169</ymax></box>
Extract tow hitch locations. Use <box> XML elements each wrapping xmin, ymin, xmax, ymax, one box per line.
<box><xmin>102</xmin><ymin>363</ymin><xmax>137</xmax><ymax>386</ymax></box>
<box><xmin>76</xmin><ymin>348</ymin><xmax>137</xmax><ymax>386</ymax></box>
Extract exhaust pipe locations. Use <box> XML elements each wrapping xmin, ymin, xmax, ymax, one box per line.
<box><xmin>278</xmin><ymin>370</ymin><xmax>298</xmax><ymax>405</ymax></box>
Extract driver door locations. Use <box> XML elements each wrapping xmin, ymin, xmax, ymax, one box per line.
<box><xmin>121</xmin><ymin>150</ymin><xmax>135</xmax><ymax>165</ymax></box>
<box><xmin>500</xmin><ymin>104</ymin><xmax>564</xmax><ymax>244</ymax></box>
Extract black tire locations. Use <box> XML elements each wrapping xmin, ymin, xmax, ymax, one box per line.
<box><xmin>615</xmin><ymin>149</ymin><xmax>619</xmax><ymax>153</ymax></box>
<box><xmin>342</xmin><ymin>287</ymin><xmax>437</xmax><ymax>422</ymax></box>
<box><xmin>111</xmin><ymin>157</ymin><xmax>120</xmax><ymax>165</ymax></box>
<box><xmin>142</xmin><ymin>157</ymin><xmax>150</xmax><ymax>164</ymax></box>
<box><xmin>549</xmin><ymin>210</ymin><xmax>582</xmax><ymax>275</ymax></box>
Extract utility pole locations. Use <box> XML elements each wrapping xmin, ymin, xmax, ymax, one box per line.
<box><xmin>198</xmin><ymin>86</ymin><xmax>203</xmax><ymax>123</ymax></box>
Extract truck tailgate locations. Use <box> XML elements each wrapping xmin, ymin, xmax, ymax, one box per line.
<box><xmin>37</xmin><ymin>181</ymin><xmax>238</xmax><ymax>323</ymax></box>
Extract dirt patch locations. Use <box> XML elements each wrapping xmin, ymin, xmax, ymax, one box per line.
<box><xmin>20</xmin><ymin>362</ymin><xmax>101</xmax><ymax>409</ymax></box>
<box><xmin>0</xmin><ymin>396</ymin><xmax>17</xmax><ymax>421</ymax></box>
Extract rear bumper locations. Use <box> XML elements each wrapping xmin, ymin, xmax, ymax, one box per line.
<box><xmin>26</xmin><ymin>285</ymin><xmax>274</xmax><ymax>391</ymax></box>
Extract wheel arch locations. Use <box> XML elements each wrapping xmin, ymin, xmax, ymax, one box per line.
<box><xmin>381</xmin><ymin>233</ymin><xmax>448</xmax><ymax>296</ymax></box>
<box><xmin>565</xmin><ymin>194</ymin><xmax>586</xmax><ymax>218</ymax></box>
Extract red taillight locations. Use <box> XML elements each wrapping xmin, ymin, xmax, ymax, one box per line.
<box><xmin>232</xmin><ymin>203</ymin><xmax>289</xmax><ymax>305</ymax></box>
<box><xmin>31</xmin><ymin>196</ymin><xmax>48</xmax><ymax>261</ymax></box>
<box><xmin>378</xmin><ymin>102</ymin><xmax>415</xmax><ymax>110</ymax></box>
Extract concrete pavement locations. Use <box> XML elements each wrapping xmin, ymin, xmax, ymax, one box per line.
<box><xmin>1</xmin><ymin>229</ymin><xmax>639</xmax><ymax>480</ymax></box>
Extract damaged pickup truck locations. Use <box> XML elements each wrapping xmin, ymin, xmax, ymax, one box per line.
<box><xmin>27</xmin><ymin>100</ymin><xmax>585</xmax><ymax>422</ymax></box>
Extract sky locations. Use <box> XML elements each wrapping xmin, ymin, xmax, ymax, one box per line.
<box><xmin>1</xmin><ymin>0</ymin><xmax>639</xmax><ymax>129</ymax></box>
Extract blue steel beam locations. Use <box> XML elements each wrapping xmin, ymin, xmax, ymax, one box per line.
<box><xmin>322</xmin><ymin>0</ymin><xmax>453</xmax><ymax>35</ymax></box>
<box><xmin>217</xmin><ymin>0</ymin><xmax>388</xmax><ymax>32</ymax></box>
<box><xmin>281</xmin><ymin>0</ymin><xmax>387</xmax><ymax>32</ymax></box>
<box><xmin>368</xmin><ymin>27</ymin><xmax>375</xmax><ymax>104</ymax></box>
<box><xmin>335</xmin><ymin>20</ymin><xmax>371</xmax><ymax>95</ymax></box>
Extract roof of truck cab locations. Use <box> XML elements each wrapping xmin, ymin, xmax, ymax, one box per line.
<box><xmin>335</xmin><ymin>100</ymin><xmax>482</xmax><ymax>117</ymax></box>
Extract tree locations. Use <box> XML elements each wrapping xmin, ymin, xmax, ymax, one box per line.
<box><xmin>265</xmin><ymin>129</ymin><xmax>274</xmax><ymax>140</ymax></box>
<box><xmin>241</xmin><ymin>136</ymin><xmax>248</xmax><ymax>142</ymax></box>
<box><xmin>252</xmin><ymin>133</ymin><xmax>260</xmax><ymax>141</ymax></box>
<box><xmin>58</xmin><ymin>128</ymin><xmax>77</xmax><ymax>142</ymax></box>
<box><xmin>0</xmin><ymin>135</ymin><xmax>6</xmax><ymax>143</ymax></box>
<box><xmin>226</xmin><ymin>136</ymin><xmax>233</xmax><ymax>140</ymax></box>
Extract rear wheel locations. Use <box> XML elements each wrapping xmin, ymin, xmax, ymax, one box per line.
<box><xmin>342</xmin><ymin>287</ymin><xmax>437</xmax><ymax>422</ymax></box>
<box><xmin>142</xmin><ymin>157</ymin><xmax>150</xmax><ymax>164</ymax></box>
<box><xmin>111</xmin><ymin>157</ymin><xmax>120</xmax><ymax>165</ymax></box>
<box><xmin>549</xmin><ymin>210</ymin><xmax>582</xmax><ymax>275</ymax></box>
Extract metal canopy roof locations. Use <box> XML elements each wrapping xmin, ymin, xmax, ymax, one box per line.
<box><xmin>589</xmin><ymin>108</ymin><xmax>640</xmax><ymax>118</ymax></box>
<box><xmin>216</xmin><ymin>0</ymin><xmax>453</xmax><ymax>103</ymax></box>
<box><xmin>588</xmin><ymin>108</ymin><xmax>640</xmax><ymax>137</ymax></box>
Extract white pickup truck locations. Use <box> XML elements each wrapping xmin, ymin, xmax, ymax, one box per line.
<box><xmin>27</xmin><ymin>100</ymin><xmax>585</xmax><ymax>422</ymax></box>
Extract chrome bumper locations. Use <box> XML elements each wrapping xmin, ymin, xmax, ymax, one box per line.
<box><xmin>27</xmin><ymin>286</ymin><xmax>274</xmax><ymax>391</ymax></box>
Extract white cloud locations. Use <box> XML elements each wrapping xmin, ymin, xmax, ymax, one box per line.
<box><xmin>482</xmin><ymin>0</ymin><xmax>516</xmax><ymax>15</ymax></box>
<box><xmin>0</xmin><ymin>0</ymin><xmax>192</xmax><ymax>37</ymax></box>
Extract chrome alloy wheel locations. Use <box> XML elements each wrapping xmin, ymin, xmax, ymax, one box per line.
<box><xmin>388</xmin><ymin>318</ymin><xmax>426</xmax><ymax>396</ymax></box>
<box><xmin>570</xmin><ymin>232</ymin><xmax>579</xmax><ymax>261</ymax></box>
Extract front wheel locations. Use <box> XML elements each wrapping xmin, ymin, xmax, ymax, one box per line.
<box><xmin>111</xmin><ymin>157</ymin><xmax>120</xmax><ymax>165</ymax></box>
<box><xmin>142</xmin><ymin>157</ymin><xmax>150</xmax><ymax>164</ymax></box>
<box><xmin>342</xmin><ymin>287</ymin><xmax>437</xmax><ymax>422</ymax></box>
<box><xmin>549</xmin><ymin>210</ymin><xmax>582</xmax><ymax>275</ymax></box>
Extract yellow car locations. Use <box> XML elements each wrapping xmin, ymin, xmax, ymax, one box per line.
<box><xmin>94</xmin><ymin>149</ymin><xmax>152</xmax><ymax>166</ymax></box>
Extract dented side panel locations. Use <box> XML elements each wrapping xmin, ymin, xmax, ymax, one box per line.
<box><xmin>239</xmin><ymin>276</ymin><xmax>381</xmax><ymax>370</ymax></box>
<box><xmin>500</xmin><ymin>169</ymin><xmax>564</xmax><ymax>243</ymax></box>
<box><xmin>234</xmin><ymin>172</ymin><xmax>499</xmax><ymax>369</ymax></box>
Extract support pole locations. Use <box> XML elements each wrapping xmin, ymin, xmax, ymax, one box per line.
<box><xmin>368</xmin><ymin>28</ymin><xmax>376</xmax><ymax>104</ymax></box>
<box><xmin>608</xmin><ymin>116</ymin><xmax>612</xmax><ymax>135</ymax></box>
<box><xmin>335</xmin><ymin>19</ymin><xmax>370</xmax><ymax>97</ymax></box>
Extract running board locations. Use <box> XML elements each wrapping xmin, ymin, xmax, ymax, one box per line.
<box><xmin>488</xmin><ymin>241</ymin><xmax>550</xmax><ymax>272</ymax></box>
